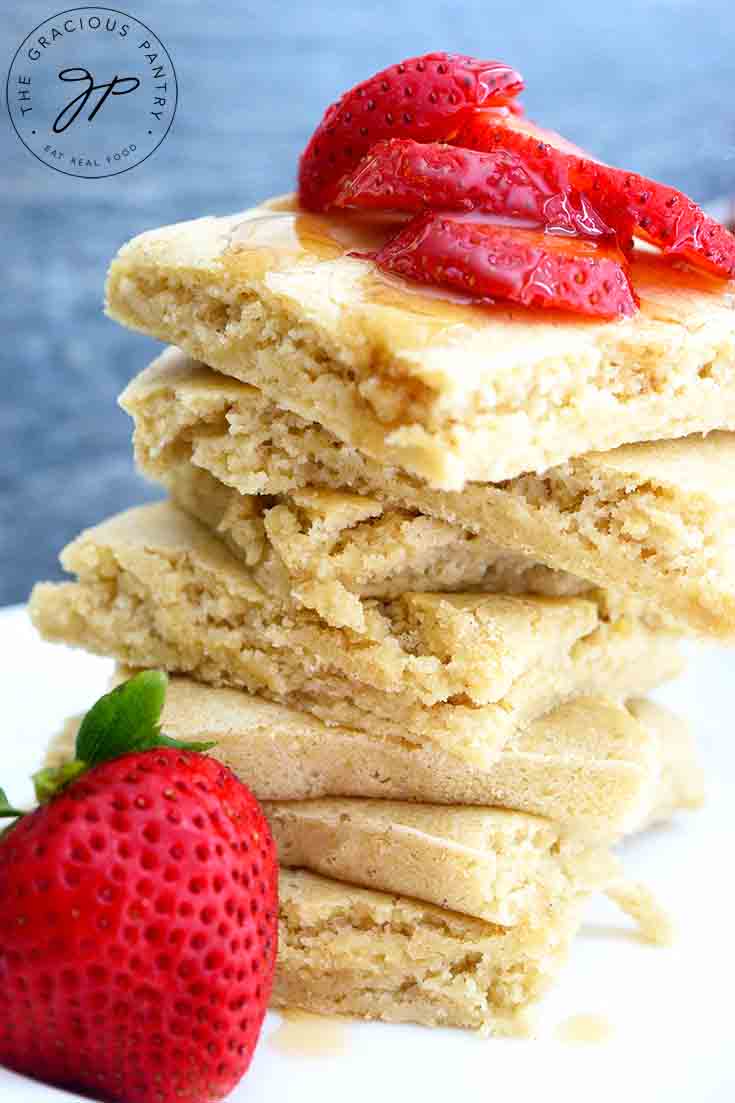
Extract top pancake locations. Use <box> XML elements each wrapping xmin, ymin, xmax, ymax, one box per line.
<box><xmin>106</xmin><ymin>195</ymin><xmax>735</xmax><ymax>488</ymax></box>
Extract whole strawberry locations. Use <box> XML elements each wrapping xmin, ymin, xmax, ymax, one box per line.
<box><xmin>0</xmin><ymin>672</ymin><xmax>278</xmax><ymax>1103</ymax></box>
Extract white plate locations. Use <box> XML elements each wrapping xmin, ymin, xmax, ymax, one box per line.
<box><xmin>1</xmin><ymin>603</ymin><xmax>734</xmax><ymax>1103</ymax></box>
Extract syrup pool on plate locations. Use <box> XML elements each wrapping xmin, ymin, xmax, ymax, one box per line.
<box><xmin>555</xmin><ymin>1014</ymin><xmax>613</xmax><ymax>1044</ymax></box>
<box><xmin>269</xmin><ymin>1009</ymin><xmax>349</xmax><ymax>1058</ymax></box>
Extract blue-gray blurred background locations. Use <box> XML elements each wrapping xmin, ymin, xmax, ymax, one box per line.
<box><xmin>2</xmin><ymin>0</ymin><xmax>734</xmax><ymax>605</ymax></box>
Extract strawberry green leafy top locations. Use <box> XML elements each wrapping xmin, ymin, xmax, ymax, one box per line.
<box><xmin>2</xmin><ymin>670</ymin><xmax>213</xmax><ymax>820</ymax></box>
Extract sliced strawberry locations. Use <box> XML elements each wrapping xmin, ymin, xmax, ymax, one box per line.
<box><xmin>457</xmin><ymin>102</ymin><xmax>527</xmax><ymax>124</ymax></box>
<box><xmin>458</xmin><ymin>121</ymin><xmax>735</xmax><ymax>278</ymax></box>
<box><xmin>569</xmin><ymin>161</ymin><xmax>735</xmax><ymax>278</ymax></box>
<box><xmin>298</xmin><ymin>52</ymin><xmax>524</xmax><ymax>210</ymax></box>
<box><xmin>334</xmin><ymin>138</ymin><xmax>618</xmax><ymax>239</ymax></box>
<box><xmin>365</xmin><ymin>213</ymin><xmax>638</xmax><ymax>318</ymax></box>
<box><xmin>453</xmin><ymin>108</ymin><xmax>589</xmax><ymax>157</ymax></box>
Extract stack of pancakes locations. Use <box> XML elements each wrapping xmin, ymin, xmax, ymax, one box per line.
<box><xmin>33</xmin><ymin>195</ymin><xmax>735</xmax><ymax>1034</ymax></box>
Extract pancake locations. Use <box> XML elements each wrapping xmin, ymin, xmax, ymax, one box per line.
<box><xmin>121</xmin><ymin>348</ymin><xmax>735</xmax><ymax>638</ymax></box>
<box><xmin>48</xmin><ymin>681</ymin><xmax>703</xmax><ymax>841</ymax></box>
<box><xmin>29</xmin><ymin>502</ymin><xmax>682</xmax><ymax>767</ymax></box>
<box><xmin>106</xmin><ymin>196</ymin><xmax>735</xmax><ymax>489</ymax></box>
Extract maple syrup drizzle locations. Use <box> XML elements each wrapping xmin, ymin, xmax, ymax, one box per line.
<box><xmin>555</xmin><ymin>1014</ymin><xmax>613</xmax><ymax>1044</ymax></box>
<box><xmin>269</xmin><ymin>1009</ymin><xmax>349</xmax><ymax>1058</ymax></box>
<box><xmin>227</xmin><ymin>203</ymin><xmax>403</xmax><ymax>261</ymax></box>
<box><xmin>224</xmin><ymin>196</ymin><xmax>729</xmax><ymax>330</ymax></box>
<box><xmin>226</xmin><ymin>201</ymin><xmax>494</xmax><ymax>327</ymax></box>
<box><xmin>360</xmin><ymin>268</ymin><xmax>496</xmax><ymax>325</ymax></box>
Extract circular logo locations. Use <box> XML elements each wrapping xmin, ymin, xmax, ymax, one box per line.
<box><xmin>6</xmin><ymin>6</ymin><xmax>178</xmax><ymax>178</ymax></box>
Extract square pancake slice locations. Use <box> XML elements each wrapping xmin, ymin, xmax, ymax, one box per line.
<box><xmin>106</xmin><ymin>196</ymin><xmax>735</xmax><ymax>489</ymax></box>
<box><xmin>122</xmin><ymin>349</ymin><xmax>735</xmax><ymax>638</ymax></box>
<box><xmin>163</xmin><ymin>461</ymin><xmax>590</xmax><ymax>636</ymax></box>
<box><xmin>265</xmin><ymin>798</ymin><xmax>612</xmax><ymax>925</ymax></box>
<box><xmin>49</xmin><ymin>679</ymin><xmax>704</xmax><ymax>841</ymax></box>
<box><xmin>29</xmin><ymin>502</ymin><xmax>682</xmax><ymax>767</ymax></box>
<box><xmin>265</xmin><ymin>798</ymin><xmax>667</xmax><ymax>935</ymax></box>
<box><xmin>274</xmin><ymin>868</ymin><xmax>576</xmax><ymax>1034</ymax></box>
